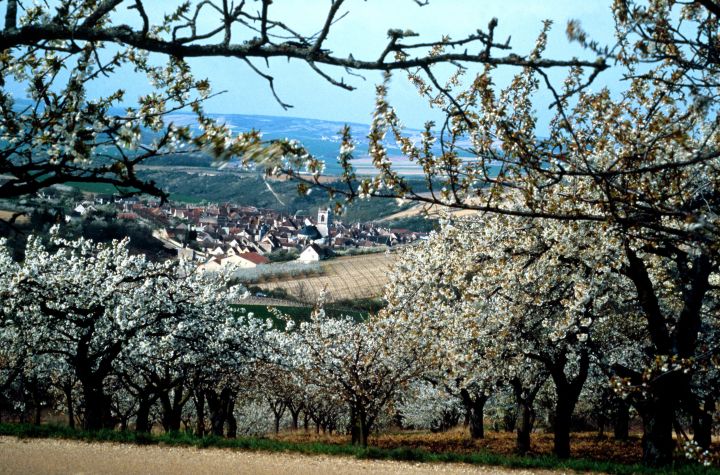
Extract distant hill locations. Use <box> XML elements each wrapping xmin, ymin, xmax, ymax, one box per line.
<box><xmin>9</xmin><ymin>96</ymin><xmax>476</xmax><ymax>175</ymax></box>
<box><xmin>156</xmin><ymin>112</ymin><xmax>475</xmax><ymax>175</ymax></box>
<box><xmin>147</xmin><ymin>112</ymin><xmax>372</xmax><ymax>173</ymax></box>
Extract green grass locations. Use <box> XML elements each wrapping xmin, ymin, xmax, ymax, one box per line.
<box><xmin>0</xmin><ymin>423</ymin><xmax>716</xmax><ymax>475</ymax></box>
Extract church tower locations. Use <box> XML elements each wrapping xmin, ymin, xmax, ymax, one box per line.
<box><xmin>317</xmin><ymin>207</ymin><xmax>333</xmax><ymax>238</ymax></box>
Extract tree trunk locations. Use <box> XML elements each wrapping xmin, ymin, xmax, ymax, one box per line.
<box><xmin>510</xmin><ymin>377</ymin><xmax>545</xmax><ymax>455</ymax></box>
<box><xmin>226</xmin><ymin>414</ymin><xmax>237</xmax><ymax>438</ymax></box>
<box><xmin>268</xmin><ymin>398</ymin><xmax>286</xmax><ymax>434</ymax></box>
<box><xmin>516</xmin><ymin>397</ymin><xmax>535</xmax><ymax>455</ymax></box>
<box><xmin>274</xmin><ymin>414</ymin><xmax>282</xmax><ymax>434</ymax></box>
<box><xmin>639</xmin><ymin>396</ymin><xmax>675</xmax><ymax>466</ymax></box>
<box><xmin>460</xmin><ymin>389</ymin><xmax>488</xmax><ymax>439</ymax></box>
<box><xmin>553</xmin><ymin>392</ymin><xmax>574</xmax><ymax>459</ymax></box>
<box><xmin>160</xmin><ymin>387</ymin><xmax>187</xmax><ymax>433</ymax></box>
<box><xmin>82</xmin><ymin>384</ymin><xmax>113</xmax><ymax>430</ymax></box>
<box><xmin>468</xmin><ymin>399</ymin><xmax>486</xmax><ymax>439</ymax></box>
<box><xmin>350</xmin><ymin>403</ymin><xmax>371</xmax><ymax>447</ymax></box>
<box><xmin>692</xmin><ymin>396</ymin><xmax>714</xmax><ymax>450</ymax></box>
<box><xmin>511</xmin><ymin>378</ymin><xmax>542</xmax><ymax>456</ymax></box>
<box><xmin>613</xmin><ymin>399</ymin><xmax>629</xmax><ymax>441</ymax></box>
<box><xmin>641</xmin><ymin>411</ymin><xmax>675</xmax><ymax>466</ymax></box>
<box><xmin>548</xmin><ymin>350</ymin><xmax>589</xmax><ymax>459</ymax></box>
<box><xmin>503</xmin><ymin>408</ymin><xmax>517</xmax><ymax>433</ymax></box>
<box><xmin>30</xmin><ymin>379</ymin><xmax>42</xmax><ymax>426</ymax></box>
<box><xmin>206</xmin><ymin>387</ymin><xmax>232</xmax><ymax>437</ymax></box>
<box><xmin>64</xmin><ymin>383</ymin><xmax>75</xmax><ymax>430</ymax></box>
<box><xmin>226</xmin><ymin>396</ymin><xmax>237</xmax><ymax>438</ymax></box>
<box><xmin>135</xmin><ymin>395</ymin><xmax>153</xmax><ymax>433</ymax></box>
<box><xmin>288</xmin><ymin>403</ymin><xmax>302</xmax><ymax>431</ymax></box>
<box><xmin>209</xmin><ymin>410</ymin><xmax>225</xmax><ymax>436</ymax></box>
<box><xmin>621</xmin><ymin>246</ymin><xmax>710</xmax><ymax>466</ymax></box>
<box><xmin>303</xmin><ymin>411</ymin><xmax>309</xmax><ymax>432</ymax></box>
<box><xmin>160</xmin><ymin>395</ymin><xmax>179</xmax><ymax>432</ymax></box>
<box><xmin>193</xmin><ymin>390</ymin><xmax>205</xmax><ymax>437</ymax></box>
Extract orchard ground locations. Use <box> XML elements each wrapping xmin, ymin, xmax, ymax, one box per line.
<box><xmin>276</xmin><ymin>428</ymin><xmax>720</xmax><ymax>467</ymax></box>
<box><xmin>1</xmin><ymin>424</ymin><xmax>718</xmax><ymax>474</ymax></box>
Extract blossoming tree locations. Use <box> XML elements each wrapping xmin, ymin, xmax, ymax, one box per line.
<box><xmin>384</xmin><ymin>209</ymin><xmax>643</xmax><ymax>457</ymax></box>
<box><xmin>0</xmin><ymin>229</ymin><xmax>255</xmax><ymax>431</ymax></box>
<box><xmin>275</xmin><ymin>303</ymin><xmax>429</xmax><ymax>447</ymax></box>
<box><xmin>271</xmin><ymin>1</ymin><xmax>720</xmax><ymax>466</ymax></box>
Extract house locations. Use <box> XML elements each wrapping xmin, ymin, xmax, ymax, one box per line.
<box><xmin>258</xmin><ymin>234</ymin><xmax>281</xmax><ymax>254</ymax></box>
<box><xmin>199</xmin><ymin>214</ymin><xmax>218</xmax><ymax>226</ymax></box>
<box><xmin>298</xmin><ymin>244</ymin><xmax>333</xmax><ymax>262</ymax></box>
<box><xmin>198</xmin><ymin>256</ymin><xmax>224</xmax><ymax>272</ymax></box>
<box><xmin>73</xmin><ymin>202</ymin><xmax>95</xmax><ymax>216</ymax></box>
<box><xmin>94</xmin><ymin>194</ymin><xmax>115</xmax><ymax>205</ymax></box>
<box><xmin>209</xmin><ymin>246</ymin><xmax>226</xmax><ymax>256</ymax></box>
<box><xmin>298</xmin><ymin>225</ymin><xmax>324</xmax><ymax>243</ymax></box>
<box><xmin>236</xmin><ymin>252</ymin><xmax>270</xmax><ymax>268</ymax></box>
<box><xmin>117</xmin><ymin>212</ymin><xmax>139</xmax><ymax>220</ymax></box>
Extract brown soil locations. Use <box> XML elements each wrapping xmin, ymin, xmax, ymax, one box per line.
<box><xmin>278</xmin><ymin>428</ymin><xmax>720</xmax><ymax>467</ymax></box>
<box><xmin>279</xmin><ymin>428</ymin><xmax>643</xmax><ymax>464</ymax></box>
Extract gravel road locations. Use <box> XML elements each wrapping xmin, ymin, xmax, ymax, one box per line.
<box><xmin>0</xmin><ymin>436</ymin><xmax>560</xmax><ymax>475</ymax></box>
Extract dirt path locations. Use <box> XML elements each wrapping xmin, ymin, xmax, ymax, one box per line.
<box><xmin>0</xmin><ymin>436</ymin><xmax>560</xmax><ymax>475</ymax></box>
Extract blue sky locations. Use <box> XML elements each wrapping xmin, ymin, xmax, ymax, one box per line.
<box><xmin>12</xmin><ymin>1</ymin><xmax>620</xmax><ymax>130</ymax></box>
<box><xmin>179</xmin><ymin>0</ymin><xmax>619</xmax><ymax>128</ymax></box>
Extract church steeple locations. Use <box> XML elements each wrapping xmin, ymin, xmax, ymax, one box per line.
<box><xmin>317</xmin><ymin>207</ymin><xmax>333</xmax><ymax>238</ymax></box>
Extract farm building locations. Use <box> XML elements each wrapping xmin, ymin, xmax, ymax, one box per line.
<box><xmin>298</xmin><ymin>244</ymin><xmax>333</xmax><ymax>262</ymax></box>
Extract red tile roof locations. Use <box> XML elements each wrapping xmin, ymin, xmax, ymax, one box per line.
<box><xmin>238</xmin><ymin>252</ymin><xmax>269</xmax><ymax>265</ymax></box>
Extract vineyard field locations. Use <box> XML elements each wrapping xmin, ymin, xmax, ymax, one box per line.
<box><xmin>255</xmin><ymin>253</ymin><xmax>397</xmax><ymax>303</ymax></box>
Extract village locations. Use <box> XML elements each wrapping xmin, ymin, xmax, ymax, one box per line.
<box><xmin>69</xmin><ymin>194</ymin><xmax>428</xmax><ymax>271</ymax></box>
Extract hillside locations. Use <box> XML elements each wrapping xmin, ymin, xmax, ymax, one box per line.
<box><xmin>69</xmin><ymin>168</ymin><xmax>432</xmax><ymax>227</ymax></box>
<box><xmin>59</xmin><ymin>112</ymin><xmax>468</xmax><ymax>229</ymax></box>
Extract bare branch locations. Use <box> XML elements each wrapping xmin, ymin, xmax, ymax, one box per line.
<box><xmin>128</xmin><ymin>0</ymin><xmax>149</xmax><ymax>37</ymax></box>
<box><xmin>307</xmin><ymin>61</ymin><xmax>354</xmax><ymax>90</ymax></box>
<box><xmin>0</xmin><ymin>4</ymin><xmax>608</xmax><ymax>77</ymax></box>
<box><xmin>242</xmin><ymin>58</ymin><xmax>293</xmax><ymax>110</ymax></box>
<box><xmin>309</xmin><ymin>0</ymin><xmax>345</xmax><ymax>56</ymax></box>
<box><xmin>4</xmin><ymin>0</ymin><xmax>17</xmax><ymax>30</ymax></box>
<box><xmin>81</xmin><ymin>0</ymin><xmax>125</xmax><ymax>29</ymax></box>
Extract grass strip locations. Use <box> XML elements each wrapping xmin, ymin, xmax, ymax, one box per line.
<box><xmin>0</xmin><ymin>423</ymin><xmax>717</xmax><ymax>475</ymax></box>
